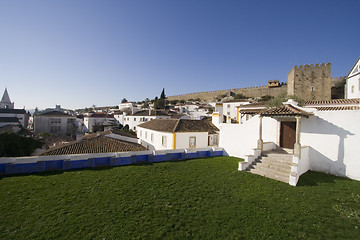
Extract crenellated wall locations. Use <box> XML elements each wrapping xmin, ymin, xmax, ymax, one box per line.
<box><xmin>168</xmin><ymin>63</ymin><xmax>344</xmax><ymax>101</ymax></box>
<box><xmin>287</xmin><ymin>63</ymin><xmax>332</xmax><ymax>101</ymax></box>
<box><xmin>168</xmin><ymin>83</ymin><xmax>288</xmax><ymax>101</ymax></box>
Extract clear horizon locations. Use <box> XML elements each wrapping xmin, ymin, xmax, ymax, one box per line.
<box><xmin>1</xmin><ymin>0</ymin><xmax>359</xmax><ymax>110</ymax></box>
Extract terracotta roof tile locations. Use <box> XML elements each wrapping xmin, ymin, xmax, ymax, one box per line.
<box><xmin>87</xmin><ymin>113</ymin><xmax>114</xmax><ymax>118</ymax></box>
<box><xmin>304</xmin><ymin>98</ymin><xmax>360</xmax><ymax>105</ymax></box>
<box><xmin>239</xmin><ymin>109</ymin><xmax>266</xmax><ymax>114</ymax></box>
<box><xmin>261</xmin><ymin>105</ymin><xmax>312</xmax><ymax>117</ymax></box>
<box><xmin>237</xmin><ymin>103</ymin><xmax>266</xmax><ymax>109</ymax></box>
<box><xmin>130</xmin><ymin>110</ymin><xmax>169</xmax><ymax>116</ymax></box>
<box><xmin>137</xmin><ymin>119</ymin><xmax>219</xmax><ymax>133</ymax></box>
<box><xmin>310</xmin><ymin>106</ymin><xmax>360</xmax><ymax>111</ymax></box>
<box><xmin>40</xmin><ymin>135</ymin><xmax>146</xmax><ymax>156</ymax></box>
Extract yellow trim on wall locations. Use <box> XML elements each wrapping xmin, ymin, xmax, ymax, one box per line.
<box><xmin>212</xmin><ymin>113</ymin><xmax>220</xmax><ymax>117</ymax></box>
<box><xmin>236</xmin><ymin>107</ymin><xmax>239</xmax><ymax>123</ymax></box>
<box><xmin>172</xmin><ymin>133</ymin><xmax>176</xmax><ymax>149</ymax></box>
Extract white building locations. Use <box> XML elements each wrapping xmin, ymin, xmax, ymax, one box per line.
<box><xmin>122</xmin><ymin>109</ymin><xmax>172</xmax><ymax>131</ymax></box>
<box><xmin>175</xmin><ymin>104</ymin><xmax>212</xmax><ymax>120</ymax></box>
<box><xmin>346</xmin><ymin>57</ymin><xmax>360</xmax><ymax>99</ymax></box>
<box><xmin>118</xmin><ymin>102</ymin><xmax>137</xmax><ymax>111</ymax></box>
<box><xmin>216</xmin><ymin>99</ymin><xmax>360</xmax><ymax>185</ymax></box>
<box><xmin>0</xmin><ymin>88</ymin><xmax>29</xmax><ymax>128</ymax></box>
<box><xmin>0</xmin><ymin>88</ymin><xmax>14</xmax><ymax>109</ymax></box>
<box><xmin>222</xmin><ymin>100</ymin><xmax>250</xmax><ymax>123</ymax></box>
<box><xmin>83</xmin><ymin>113</ymin><xmax>116</xmax><ymax>132</ymax></box>
<box><xmin>34</xmin><ymin>111</ymin><xmax>77</xmax><ymax>137</ymax></box>
<box><xmin>136</xmin><ymin>119</ymin><xmax>219</xmax><ymax>150</ymax></box>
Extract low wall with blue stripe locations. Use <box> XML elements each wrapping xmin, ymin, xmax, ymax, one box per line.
<box><xmin>0</xmin><ymin>147</ymin><xmax>224</xmax><ymax>176</ymax></box>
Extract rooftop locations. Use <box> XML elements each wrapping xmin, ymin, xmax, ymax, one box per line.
<box><xmin>304</xmin><ymin>98</ymin><xmax>360</xmax><ymax>106</ymax></box>
<box><xmin>261</xmin><ymin>105</ymin><xmax>312</xmax><ymax>117</ymax></box>
<box><xmin>137</xmin><ymin>119</ymin><xmax>219</xmax><ymax>133</ymax></box>
<box><xmin>40</xmin><ymin>135</ymin><xmax>146</xmax><ymax>156</ymax></box>
<box><xmin>36</xmin><ymin>111</ymin><xmax>73</xmax><ymax>117</ymax></box>
<box><xmin>130</xmin><ymin>110</ymin><xmax>169</xmax><ymax>116</ymax></box>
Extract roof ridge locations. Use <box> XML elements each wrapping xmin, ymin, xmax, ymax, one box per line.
<box><xmin>172</xmin><ymin>119</ymin><xmax>181</xmax><ymax>133</ymax></box>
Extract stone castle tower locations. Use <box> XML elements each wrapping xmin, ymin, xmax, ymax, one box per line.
<box><xmin>287</xmin><ymin>63</ymin><xmax>332</xmax><ymax>101</ymax></box>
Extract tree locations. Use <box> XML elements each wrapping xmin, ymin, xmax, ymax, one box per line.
<box><xmin>0</xmin><ymin>133</ymin><xmax>43</xmax><ymax>157</ymax></box>
<box><xmin>121</xmin><ymin>98</ymin><xmax>128</xmax><ymax>103</ymax></box>
<box><xmin>160</xmin><ymin>88</ymin><xmax>166</xmax><ymax>99</ymax></box>
<box><xmin>233</xmin><ymin>94</ymin><xmax>247</xmax><ymax>99</ymax></box>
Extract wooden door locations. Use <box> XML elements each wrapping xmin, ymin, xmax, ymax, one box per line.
<box><xmin>280</xmin><ymin>121</ymin><xmax>296</xmax><ymax>149</ymax></box>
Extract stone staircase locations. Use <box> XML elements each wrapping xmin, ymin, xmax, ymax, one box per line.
<box><xmin>247</xmin><ymin>148</ymin><xmax>293</xmax><ymax>183</ymax></box>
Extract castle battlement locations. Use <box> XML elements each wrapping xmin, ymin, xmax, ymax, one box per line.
<box><xmin>293</xmin><ymin>62</ymin><xmax>330</xmax><ymax>70</ymax></box>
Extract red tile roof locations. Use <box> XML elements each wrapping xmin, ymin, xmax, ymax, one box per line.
<box><xmin>137</xmin><ymin>119</ymin><xmax>219</xmax><ymax>133</ymax></box>
<box><xmin>239</xmin><ymin>109</ymin><xmax>266</xmax><ymax>114</ymax></box>
<box><xmin>311</xmin><ymin>106</ymin><xmax>360</xmax><ymax>111</ymax></box>
<box><xmin>261</xmin><ymin>105</ymin><xmax>312</xmax><ymax>117</ymax></box>
<box><xmin>304</xmin><ymin>98</ymin><xmax>360</xmax><ymax>106</ymax></box>
<box><xmin>40</xmin><ymin>135</ymin><xmax>146</xmax><ymax>156</ymax></box>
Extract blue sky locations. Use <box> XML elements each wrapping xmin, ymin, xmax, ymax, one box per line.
<box><xmin>0</xmin><ymin>0</ymin><xmax>359</xmax><ymax>110</ymax></box>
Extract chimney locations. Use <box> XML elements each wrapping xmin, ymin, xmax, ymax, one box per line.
<box><xmin>132</xmin><ymin>106</ymin><xmax>138</xmax><ymax>114</ymax></box>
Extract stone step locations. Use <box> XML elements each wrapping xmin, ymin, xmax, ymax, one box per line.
<box><xmin>259</xmin><ymin>157</ymin><xmax>293</xmax><ymax>165</ymax></box>
<box><xmin>251</xmin><ymin>164</ymin><xmax>291</xmax><ymax>178</ymax></box>
<box><xmin>262</xmin><ymin>154</ymin><xmax>293</xmax><ymax>160</ymax></box>
<box><xmin>253</xmin><ymin>162</ymin><xmax>291</xmax><ymax>173</ymax></box>
<box><xmin>250</xmin><ymin>168</ymin><xmax>290</xmax><ymax>183</ymax></box>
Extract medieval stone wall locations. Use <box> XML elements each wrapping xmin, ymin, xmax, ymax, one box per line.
<box><xmin>168</xmin><ymin>63</ymin><xmax>344</xmax><ymax>102</ymax></box>
<box><xmin>288</xmin><ymin>63</ymin><xmax>332</xmax><ymax>101</ymax></box>
<box><xmin>168</xmin><ymin>84</ymin><xmax>288</xmax><ymax>101</ymax></box>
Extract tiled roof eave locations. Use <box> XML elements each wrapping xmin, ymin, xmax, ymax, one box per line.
<box><xmin>260</xmin><ymin>113</ymin><xmax>311</xmax><ymax>118</ymax></box>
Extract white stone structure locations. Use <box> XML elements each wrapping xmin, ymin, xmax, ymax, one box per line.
<box><xmin>346</xmin><ymin>57</ymin><xmax>360</xmax><ymax>99</ymax></box>
<box><xmin>222</xmin><ymin>100</ymin><xmax>250</xmax><ymax>123</ymax></box>
<box><xmin>83</xmin><ymin>113</ymin><xmax>115</xmax><ymax>132</ymax></box>
<box><xmin>0</xmin><ymin>88</ymin><xmax>29</xmax><ymax>127</ymax></box>
<box><xmin>217</xmin><ymin>99</ymin><xmax>360</xmax><ymax>185</ymax></box>
<box><xmin>122</xmin><ymin>110</ymin><xmax>171</xmax><ymax>131</ymax></box>
<box><xmin>0</xmin><ymin>88</ymin><xmax>14</xmax><ymax>109</ymax></box>
<box><xmin>136</xmin><ymin>119</ymin><xmax>219</xmax><ymax>150</ymax></box>
<box><xmin>34</xmin><ymin>111</ymin><xmax>77</xmax><ymax>136</ymax></box>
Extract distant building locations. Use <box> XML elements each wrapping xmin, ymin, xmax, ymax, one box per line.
<box><xmin>346</xmin><ymin>57</ymin><xmax>360</xmax><ymax>99</ymax></box>
<box><xmin>40</xmin><ymin>132</ymin><xmax>146</xmax><ymax>156</ymax></box>
<box><xmin>122</xmin><ymin>109</ymin><xmax>172</xmax><ymax>131</ymax></box>
<box><xmin>83</xmin><ymin>113</ymin><xmax>115</xmax><ymax>132</ymax></box>
<box><xmin>0</xmin><ymin>88</ymin><xmax>14</xmax><ymax>109</ymax></box>
<box><xmin>222</xmin><ymin>99</ymin><xmax>250</xmax><ymax>123</ymax></box>
<box><xmin>0</xmin><ymin>88</ymin><xmax>29</xmax><ymax>128</ymax></box>
<box><xmin>34</xmin><ymin>111</ymin><xmax>77</xmax><ymax>136</ymax></box>
<box><xmin>137</xmin><ymin>119</ymin><xmax>219</xmax><ymax>150</ymax></box>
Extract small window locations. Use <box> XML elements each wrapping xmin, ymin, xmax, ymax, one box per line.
<box><xmin>162</xmin><ymin>136</ymin><xmax>167</xmax><ymax>146</ymax></box>
<box><xmin>189</xmin><ymin>137</ymin><xmax>196</xmax><ymax>148</ymax></box>
<box><xmin>140</xmin><ymin>130</ymin><xmax>142</xmax><ymax>137</ymax></box>
<box><xmin>311</xmin><ymin>86</ymin><xmax>315</xmax><ymax>92</ymax></box>
<box><xmin>151</xmin><ymin>133</ymin><xmax>154</xmax><ymax>142</ymax></box>
<box><xmin>227</xmin><ymin>105</ymin><xmax>230</xmax><ymax>108</ymax></box>
<box><xmin>134</xmin><ymin>118</ymin><xmax>136</xmax><ymax>121</ymax></box>
<box><xmin>145</xmin><ymin>131</ymin><xmax>147</xmax><ymax>139</ymax></box>
<box><xmin>351</xmin><ymin>86</ymin><xmax>355</xmax><ymax>93</ymax></box>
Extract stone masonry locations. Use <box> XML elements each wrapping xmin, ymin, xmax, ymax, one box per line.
<box><xmin>167</xmin><ymin>63</ymin><xmax>344</xmax><ymax>101</ymax></box>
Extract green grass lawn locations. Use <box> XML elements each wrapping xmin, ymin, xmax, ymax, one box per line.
<box><xmin>0</xmin><ymin>156</ymin><xmax>359</xmax><ymax>239</ymax></box>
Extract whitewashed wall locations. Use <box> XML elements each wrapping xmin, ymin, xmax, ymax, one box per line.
<box><xmin>137</xmin><ymin>127</ymin><xmax>174</xmax><ymax>150</ymax></box>
<box><xmin>300</xmin><ymin>110</ymin><xmax>360</xmax><ymax>180</ymax></box>
<box><xmin>175</xmin><ymin>132</ymin><xmax>208</xmax><ymax>149</ymax></box>
<box><xmin>346</xmin><ymin>74</ymin><xmax>360</xmax><ymax>99</ymax></box>
<box><xmin>219</xmin><ymin>115</ymin><xmax>278</xmax><ymax>158</ymax></box>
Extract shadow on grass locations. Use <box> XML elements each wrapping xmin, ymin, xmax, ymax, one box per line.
<box><xmin>297</xmin><ymin>171</ymin><xmax>352</xmax><ymax>186</ymax></box>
